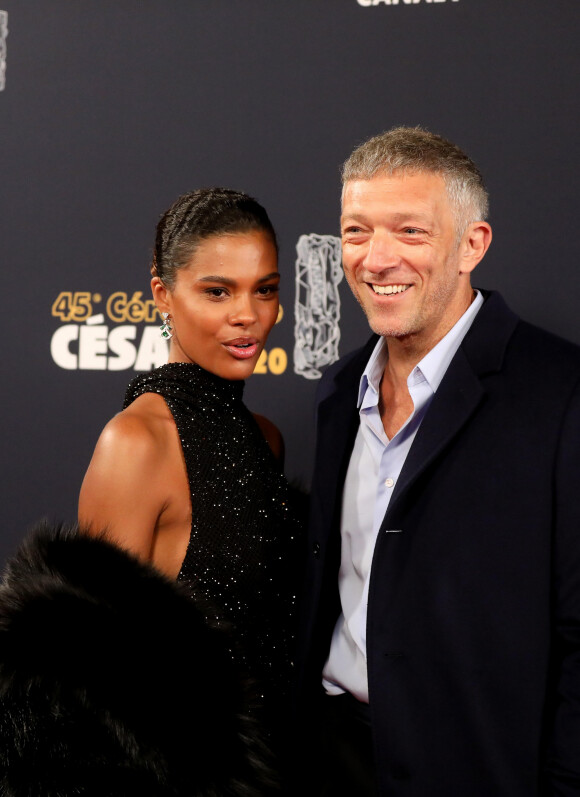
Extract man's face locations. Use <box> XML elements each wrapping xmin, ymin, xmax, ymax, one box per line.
<box><xmin>341</xmin><ymin>170</ymin><xmax>474</xmax><ymax>350</ymax></box>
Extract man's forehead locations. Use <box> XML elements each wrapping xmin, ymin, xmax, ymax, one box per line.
<box><xmin>341</xmin><ymin>171</ymin><xmax>449</xmax><ymax>217</ymax></box>
<box><xmin>344</xmin><ymin>169</ymin><xmax>446</xmax><ymax>195</ymax></box>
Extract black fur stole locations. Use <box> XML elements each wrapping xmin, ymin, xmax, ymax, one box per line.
<box><xmin>0</xmin><ymin>523</ymin><xmax>276</xmax><ymax>796</ymax></box>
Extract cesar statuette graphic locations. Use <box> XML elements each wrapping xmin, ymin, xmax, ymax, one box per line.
<box><xmin>293</xmin><ymin>234</ymin><xmax>343</xmax><ymax>380</ymax></box>
<box><xmin>0</xmin><ymin>11</ymin><xmax>7</xmax><ymax>91</ymax></box>
<box><xmin>356</xmin><ymin>0</ymin><xmax>459</xmax><ymax>5</ymax></box>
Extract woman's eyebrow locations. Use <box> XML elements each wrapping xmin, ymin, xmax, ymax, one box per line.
<box><xmin>196</xmin><ymin>271</ymin><xmax>280</xmax><ymax>285</ymax></box>
<box><xmin>197</xmin><ymin>275</ymin><xmax>236</xmax><ymax>285</ymax></box>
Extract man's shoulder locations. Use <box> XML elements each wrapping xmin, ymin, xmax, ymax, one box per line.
<box><xmin>316</xmin><ymin>335</ymin><xmax>378</xmax><ymax>405</ymax></box>
<box><xmin>470</xmin><ymin>289</ymin><xmax>580</xmax><ymax>383</ymax></box>
<box><xmin>513</xmin><ymin>316</ymin><xmax>580</xmax><ymax>357</ymax></box>
<box><xmin>477</xmin><ymin>289</ymin><xmax>578</xmax><ymax>351</ymax></box>
<box><xmin>322</xmin><ymin>337</ymin><xmax>377</xmax><ymax>381</ymax></box>
<box><xmin>510</xmin><ymin>319</ymin><xmax>580</xmax><ymax>391</ymax></box>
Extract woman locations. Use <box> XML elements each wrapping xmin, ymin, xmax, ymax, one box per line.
<box><xmin>0</xmin><ymin>189</ymin><xmax>300</xmax><ymax>796</ymax></box>
<box><xmin>79</xmin><ymin>189</ymin><xmax>300</xmax><ymax>740</ymax></box>
<box><xmin>80</xmin><ymin>189</ymin><xmax>286</xmax><ymax>570</ymax></box>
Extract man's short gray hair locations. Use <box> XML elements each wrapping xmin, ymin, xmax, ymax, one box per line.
<box><xmin>342</xmin><ymin>127</ymin><xmax>489</xmax><ymax>238</ymax></box>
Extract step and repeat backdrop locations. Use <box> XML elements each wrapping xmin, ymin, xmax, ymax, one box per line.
<box><xmin>1</xmin><ymin>0</ymin><xmax>579</xmax><ymax>564</ymax></box>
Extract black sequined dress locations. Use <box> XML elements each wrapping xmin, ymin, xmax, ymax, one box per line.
<box><xmin>123</xmin><ymin>362</ymin><xmax>300</xmax><ymax>725</ymax></box>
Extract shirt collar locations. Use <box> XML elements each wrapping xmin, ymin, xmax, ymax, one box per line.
<box><xmin>357</xmin><ymin>289</ymin><xmax>484</xmax><ymax>407</ymax></box>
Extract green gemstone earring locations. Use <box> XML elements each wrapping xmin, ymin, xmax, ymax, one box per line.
<box><xmin>160</xmin><ymin>312</ymin><xmax>173</xmax><ymax>339</ymax></box>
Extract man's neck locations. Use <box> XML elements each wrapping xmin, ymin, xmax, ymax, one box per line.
<box><xmin>383</xmin><ymin>287</ymin><xmax>477</xmax><ymax>383</ymax></box>
<box><xmin>378</xmin><ymin>288</ymin><xmax>477</xmax><ymax>438</ymax></box>
<box><xmin>378</xmin><ymin>355</ymin><xmax>415</xmax><ymax>440</ymax></box>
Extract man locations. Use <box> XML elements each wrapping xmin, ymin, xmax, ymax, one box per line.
<box><xmin>298</xmin><ymin>127</ymin><xmax>580</xmax><ymax>796</ymax></box>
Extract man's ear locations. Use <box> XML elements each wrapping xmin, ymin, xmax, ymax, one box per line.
<box><xmin>459</xmin><ymin>221</ymin><xmax>492</xmax><ymax>275</ymax></box>
<box><xmin>151</xmin><ymin>276</ymin><xmax>171</xmax><ymax>315</ymax></box>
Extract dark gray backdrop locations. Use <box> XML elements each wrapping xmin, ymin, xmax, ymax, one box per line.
<box><xmin>1</xmin><ymin>0</ymin><xmax>579</xmax><ymax>565</ymax></box>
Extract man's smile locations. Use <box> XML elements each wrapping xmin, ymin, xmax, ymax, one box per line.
<box><xmin>370</xmin><ymin>283</ymin><xmax>411</xmax><ymax>295</ymax></box>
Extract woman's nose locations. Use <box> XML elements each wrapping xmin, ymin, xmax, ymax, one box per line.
<box><xmin>229</xmin><ymin>295</ymin><xmax>258</xmax><ymax>326</ymax></box>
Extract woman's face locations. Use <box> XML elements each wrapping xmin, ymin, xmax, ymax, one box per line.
<box><xmin>153</xmin><ymin>230</ymin><xmax>279</xmax><ymax>380</ymax></box>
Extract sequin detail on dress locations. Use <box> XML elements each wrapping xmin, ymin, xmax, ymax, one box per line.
<box><xmin>124</xmin><ymin>362</ymin><xmax>299</xmax><ymax>710</ymax></box>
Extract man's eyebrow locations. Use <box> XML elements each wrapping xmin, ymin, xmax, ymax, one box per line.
<box><xmin>389</xmin><ymin>211</ymin><xmax>432</xmax><ymax>224</ymax></box>
<box><xmin>341</xmin><ymin>211</ymin><xmax>432</xmax><ymax>225</ymax></box>
<box><xmin>340</xmin><ymin>214</ymin><xmax>366</xmax><ymax>227</ymax></box>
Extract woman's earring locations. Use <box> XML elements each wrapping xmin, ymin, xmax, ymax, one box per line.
<box><xmin>160</xmin><ymin>312</ymin><xmax>173</xmax><ymax>339</ymax></box>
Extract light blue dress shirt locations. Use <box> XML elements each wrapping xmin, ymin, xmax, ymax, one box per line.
<box><xmin>322</xmin><ymin>291</ymin><xmax>484</xmax><ymax>702</ymax></box>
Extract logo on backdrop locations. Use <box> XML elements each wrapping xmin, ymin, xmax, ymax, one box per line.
<box><xmin>0</xmin><ymin>11</ymin><xmax>7</xmax><ymax>91</ymax></box>
<box><xmin>50</xmin><ymin>291</ymin><xmax>167</xmax><ymax>372</ymax></box>
<box><xmin>356</xmin><ymin>0</ymin><xmax>459</xmax><ymax>5</ymax></box>
<box><xmin>50</xmin><ymin>225</ymin><xmax>350</xmax><ymax>378</ymax></box>
<box><xmin>49</xmin><ymin>290</ymin><xmax>287</xmax><ymax>374</ymax></box>
<box><xmin>293</xmin><ymin>234</ymin><xmax>343</xmax><ymax>380</ymax></box>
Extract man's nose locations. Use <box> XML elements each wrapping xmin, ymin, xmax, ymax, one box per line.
<box><xmin>364</xmin><ymin>232</ymin><xmax>400</xmax><ymax>273</ymax></box>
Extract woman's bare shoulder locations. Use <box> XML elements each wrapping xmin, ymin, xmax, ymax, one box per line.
<box><xmin>101</xmin><ymin>393</ymin><xmax>174</xmax><ymax>452</ymax></box>
<box><xmin>120</xmin><ymin>391</ymin><xmax>174</xmax><ymax>428</ymax></box>
<box><xmin>78</xmin><ymin>392</ymin><xmax>178</xmax><ymax>554</ymax></box>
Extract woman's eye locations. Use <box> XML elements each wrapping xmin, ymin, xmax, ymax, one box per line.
<box><xmin>206</xmin><ymin>287</ymin><xmax>227</xmax><ymax>298</ymax></box>
<box><xmin>257</xmin><ymin>285</ymin><xmax>279</xmax><ymax>296</ymax></box>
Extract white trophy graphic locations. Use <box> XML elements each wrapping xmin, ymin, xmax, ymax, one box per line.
<box><xmin>0</xmin><ymin>12</ymin><xmax>7</xmax><ymax>92</ymax></box>
<box><xmin>293</xmin><ymin>233</ymin><xmax>343</xmax><ymax>380</ymax></box>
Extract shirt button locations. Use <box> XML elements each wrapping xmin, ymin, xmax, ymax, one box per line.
<box><xmin>384</xmin><ymin>478</ymin><xmax>394</xmax><ymax>488</ymax></box>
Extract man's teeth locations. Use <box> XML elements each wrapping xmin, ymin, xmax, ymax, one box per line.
<box><xmin>371</xmin><ymin>284</ymin><xmax>410</xmax><ymax>295</ymax></box>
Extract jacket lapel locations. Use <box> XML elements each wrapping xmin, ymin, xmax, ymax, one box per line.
<box><xmin>387</xmin><ymin>348</ymin><xmax>484</xmax><ymax>513</ymax></box>
<box><xmin>313</xmin><ymin>340</ymin><xmax>377</xmax><ymax>543</ymax></box>
<box><xmin>385</xmin><ymin>291</ymin><xmax>519</xmax><ymax>517</ymax></box>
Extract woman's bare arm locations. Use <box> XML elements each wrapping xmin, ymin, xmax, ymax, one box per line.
<box><xmin>78</xmin><ymin>408</ymin><xmax>168</xmax><ymax>562</ymax></box>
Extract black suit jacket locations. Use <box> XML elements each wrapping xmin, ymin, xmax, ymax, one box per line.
<box><xmin>299</xmin><ymin>291</ymin><xmax>580</xmax><ymax>796</ymax></box>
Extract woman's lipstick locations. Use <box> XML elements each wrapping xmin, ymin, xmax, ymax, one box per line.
<box><xmin>222</xmin><ymin>337</ymin><xmax>259</xmax><ymax>359</ymax></box>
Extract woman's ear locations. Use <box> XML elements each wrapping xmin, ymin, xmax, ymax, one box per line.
<box><xmin>151</xmin><ymin>276</ymin><xmax>171</xmax><ymax>315</ymax></box>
